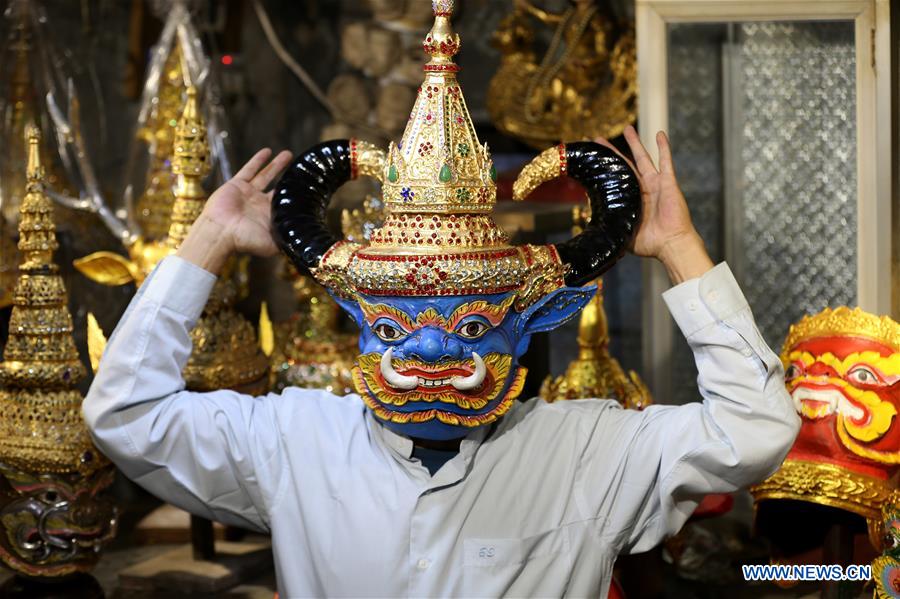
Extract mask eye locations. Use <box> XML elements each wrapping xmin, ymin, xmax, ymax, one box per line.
<box><xmin>373</xmin><ymin>322</ymin><xmax>407</xmax><ymax>343</ymax></box>
<box><xmin>785</xmin><ymin>364</ymin><xmax>802</xmax><ymax>381</ymax></box>
<box><xmin>456</xmin><ymin>320</ymin><xmax>489</xmax><ymax>340</ymax></box>
<box><xmin>848</xmin><ymin>366</ymin><xmax>883</xmax><ymax>386</ymax></box>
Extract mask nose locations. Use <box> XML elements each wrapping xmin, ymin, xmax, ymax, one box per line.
<box><xmin>807</xmin><ymin>362</ymin><xmax>838</xmax><ymax>379</ymax></box>
<box><xmin>407</xmin><ymin>327</ymin><xmax>458</xmax><ymax>363</ymax></box>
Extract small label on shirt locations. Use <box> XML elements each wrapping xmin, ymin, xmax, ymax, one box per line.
<box><xmin>463</xmin><ymin>528</ymin><xmax>569</xmax><ymax>568</ymax></box>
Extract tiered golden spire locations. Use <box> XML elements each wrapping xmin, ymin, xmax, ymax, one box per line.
<box><xmin>167</xmin><ymin>86</ymin><xmax>210</xmax><ymax>248</ymax></box>
<box><xmin>540</xmin><ymin>283</ymin><xmax>650</xmax><ymax>409</ymax></box>
<box><xmin>0</xmin><ymin>125</ymin><xmax>106</xmax><ymax>474</ymax></box>
<box><xmin>540</xmin><ymin>208</ymin><xmax>651</xmax><ymax>409</ymax></box>
<box><xmin>135</xmin><ymin>43</ymin><xmax>186</xmax><ymax>240</ymax></box>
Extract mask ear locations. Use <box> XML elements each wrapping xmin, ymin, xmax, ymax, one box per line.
<box><xmin>514</xmin><ymin>285</ymin><xmax>596</xmax><ymax>338</ymax></box>
<box><xmin>329</xmin><ymin>291</ymin><xmax>364</xmax><ymax>329</ymax></box>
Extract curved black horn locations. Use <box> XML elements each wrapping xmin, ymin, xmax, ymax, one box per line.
<box><xmin>271</xmin><ymin>140</ymin><xmax>352</xmax><ymax>274</ymax></box>
<box><xmin>556</xmin><ymin>142</ymin><xmax>641</xmax><ymax>286</ymax></box>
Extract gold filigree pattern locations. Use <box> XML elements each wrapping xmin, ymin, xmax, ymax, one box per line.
<box><xmin>512</xmin><ymin>144</ymin><xmax>565</xmax><ymax>202</ymax></box>
<box><xmin>354</xmin><ymin>364</ymin><xmax>527</xmax><ymax>427</ymax></box>
<box><xmin>356</xmin><ymin>352</ymin><xmax>514</xmax><ymax>411</ymax></box>
<box><xmin>751</xmin><ymin>459</ymin><xmax>892</xmax><ymax>524</ymax></box>
<box><xmin>486</xmin><ymin>0</ymin><xmax>636</xmax><ymax>148</ymax></box>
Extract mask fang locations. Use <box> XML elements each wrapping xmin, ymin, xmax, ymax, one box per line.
<box><xmin>451</xmin><ymin>352</ymin><xmax>486</xmax><ymax>391</ymax></box>
<box><xmin>380</xmin><ymin>347</ymin><xmax>418</xmax><ymax>390</ymax></box>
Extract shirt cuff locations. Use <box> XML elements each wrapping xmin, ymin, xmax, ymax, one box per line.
<box><xmin>141</xmin><ymin>255</ymin><xmax>218</xmax><ymax>321</ymax></box>
<box><xmin>662</xmin><ymin>262</ymin><xmax>750</xmax><ymax>338</ymax></box>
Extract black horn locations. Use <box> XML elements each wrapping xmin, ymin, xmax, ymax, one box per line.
<box><xmin>271</xmin><ymin>140</ymin><xmax>353</xmax><ymax>274</ymax></box>
<box><xmin>512</xmin><ymin>141</ymin><xmax>642</xmax><ymax>287</ymax></box>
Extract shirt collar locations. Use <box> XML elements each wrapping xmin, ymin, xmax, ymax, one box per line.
<box><xmin>366</xmin><ymin>409</ymin><xmax>492</xmax><ymax>482</ymax></box>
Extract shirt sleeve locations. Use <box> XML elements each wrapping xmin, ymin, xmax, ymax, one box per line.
<box><xmin>82</xmin><ymin>256</ymin><xmax>285</xmax><ymax>533</ymax></box>
<box><xmin>576</xmin><ymin>262</ymin><xmax>801</xmax><ymax>554</ymax></box>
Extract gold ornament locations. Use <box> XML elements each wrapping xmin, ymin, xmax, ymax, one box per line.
<box><xmin>486</xmin><ymin>0</ymin><xmax>636</xmax><ymax>148</ymax></box>
<box><xmin>0</xmin><ymin>16</ymin><xmax>71</xmax><ymax>226</ymax></box>
<box><xmin>541</xmin><ymin>206</ymin><xmax>650</xmax><ymax>409</ymax></box>
<box><xmin>78</xmin><ymin>88</ymin><xmax>269</xmax><ymax>395</ymax></box>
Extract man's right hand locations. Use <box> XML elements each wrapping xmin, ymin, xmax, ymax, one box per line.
<box><xmin>177</xmin><ymin>148</ymin><xmax>293</xmax><ymax>275</ymax></box>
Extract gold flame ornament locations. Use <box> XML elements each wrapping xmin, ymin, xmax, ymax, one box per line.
<box><xmin>0</xmin><ymin>125</ymin><xmax>116</xmax><ymax>578</ymax></box>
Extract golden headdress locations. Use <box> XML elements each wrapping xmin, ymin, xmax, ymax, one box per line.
<box><xmin>0</xmin><ymin>126</ymin><xmax>105</xmax><ymax>475</ymax></box>
<box><xmin>272</xmin><ymin>0</ymin><xmax>642</xmax><ymax>305</ymax></box>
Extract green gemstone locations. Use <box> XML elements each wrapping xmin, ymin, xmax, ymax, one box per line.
<box><xmin>439</xmin><ymin>164</ymin><xmax>452</xmax><ymax>182</ymax></box>
<box><xmin>489</xmin><ymin>165</ymin><xmax>497</xmax><ymax>182</ymax></box>
<box><xmin>388</xmin><ymin>165</ymin><xmax>399</xmax><ymax>183</ymax></box>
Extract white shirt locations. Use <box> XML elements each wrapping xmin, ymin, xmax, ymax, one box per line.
<box><xmin>83</xmin><ymin>257</ymin><xmax>799</xmax><ymax>598</ymax></box>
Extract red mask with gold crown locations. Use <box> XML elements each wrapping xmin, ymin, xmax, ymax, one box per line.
<box><xmin>270</xmin><ymin>0</ymin><xmax>642</xmax><ymax>440</ymax></box>
<box><xmin>752</xmin><ymin>307</ymin><xmax>900</xmax><ymax>550</ymax></box>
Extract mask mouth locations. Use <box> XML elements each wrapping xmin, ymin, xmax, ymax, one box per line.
<box><xmin>380</xmin><ymin>348</ymin><xmax>487</xmax><ymax>392</ymax></box>
<box><xmin>791</xmin><ymin>383</ymin><xmax>864</xmax><ymax>421</ymax></box>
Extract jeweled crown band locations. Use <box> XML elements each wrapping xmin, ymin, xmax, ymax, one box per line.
<box><xmin>314</xmin><ymin>242</ymin><xmax>565</xmax><ymax>299</ymax></box>
<box><xmin>782</xmin><ymin>306</ymin><xmax>900</xmax><ymax>356</ymax></box>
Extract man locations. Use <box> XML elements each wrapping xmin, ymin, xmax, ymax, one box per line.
<box><xmin>83</xmin><ymin>121</ymin><xmax>799</xmax><ymax>597</ymax></box>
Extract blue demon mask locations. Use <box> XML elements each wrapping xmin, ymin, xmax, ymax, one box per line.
<box><xmin>271</xmin><ymin>1</ymin><xmax>640</xmax><ymax>440</ymax></box>
<box><xmin>332</xmin><ymin>288</ymin><xmax>594</xmax><ymax>439</ymax></box>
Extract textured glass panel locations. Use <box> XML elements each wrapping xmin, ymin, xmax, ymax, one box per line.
<box><xmin>736</xmin><ymin>21</ymin><xmax>857</xmax><ymax>347</ymax></box>
<box><xmin>666</xmin><ymin>24</ymin><xmax>726</xmax><ymax>406</ymax></box>
<box><xmin>664</xmin><ymin>21</ymin><xmax>857</xmax><ymax>406</ymax></box>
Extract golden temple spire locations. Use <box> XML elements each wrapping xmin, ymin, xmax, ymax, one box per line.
<box><xmin>166</xmin><ymin>86</ymin><xmax>210</xmax><ymax>248</ymax></box>
<box><xmin>382</xmin><ymin>0</ymin><xmax>496</xmax><ymax>216</ymax></box>
<box><xmin>18</xmin><ymin>124</ymin><xmax>58</xmax><ymax>270</ymax></box>
<box><xmin>135</xmin><ymin>42</ymin><xmax>187</xmax><ymax>240</ymax></box>
<box><xmin>0</xmin><ymin>125</ymin><xmax>104</xmax><ymax>474</ymax></box>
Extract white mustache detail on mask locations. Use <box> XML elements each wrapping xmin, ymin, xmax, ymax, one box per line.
<box><xmin>379</xmin><ymin>348</ymin><xmax>487</xmax><ymax>391</ymax></box>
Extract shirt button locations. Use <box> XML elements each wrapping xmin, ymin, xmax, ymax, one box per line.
<box><xmin>707</xmin><ymin>290</ymin><xmax>719</xmax><ymax>302</ymax></box>
<box><xmin>688</xmin><ymin>301</ymin><xmax>698</xmax><ymax>312</ymax></box>
<box><xmin>417</xmin><ymin>559</ymin><xmax>430</xmax><ymax>570</ymax></box>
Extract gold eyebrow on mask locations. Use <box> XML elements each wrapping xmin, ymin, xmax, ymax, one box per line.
<box><xmin>358</xmin><ymin>299</ymin><xmax>417</xmax><ymax>333</ymax></box>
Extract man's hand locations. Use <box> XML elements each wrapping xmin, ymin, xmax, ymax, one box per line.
<box><xmin>177</xmin><ymin>148</ymin><xmax>293</xmax><ymax>275</ymax></box>
<box><xmin>598</xmin><ymin>125</ymin><xmax>714</xmax><ymax>284</ymax></box>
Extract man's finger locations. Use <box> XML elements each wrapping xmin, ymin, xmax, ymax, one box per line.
<box><xmin>252</xmin><ymin>150</ymin><xmax>293</xmax><ymax>190</ymax></box>
<box><xmin>656</xmin><ymin>131</ymin><xmax>676</xmax><ymax>175</ymax></box>
<box><xmin>234</xmin><ymin>148</ymin><xmax>272</xmax><ymax>182</ymax></box>
<box><xmin>623</xmin><ymin>125</ymin><xmax>658</xmax><ymax>177</ymax></box>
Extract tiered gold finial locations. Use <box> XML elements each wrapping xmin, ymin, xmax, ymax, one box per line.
<box><xmin>167</xmin><ymin>86</ymin><xmax>210</xmax><ymax>248</ymax></box>
<box><xmin>540</xmin><ymin>283</ymin><xmax>651</xmax><ymax>408</ymax></box>
<box><xmin>316</xmin><ymin>1</ymin><xmax>566</xmax><ymax>304</ymax></box>
<box><xmin>381</xmin><ymin>0</ymin><xmax>495</xmax><ymax>215</ymax></box>
<box><xmin>0</xmin><ymin>125</ymin><xmax>104</xmax><ymax>475</ymax></box>
<box><xmin>540</xmin><ymin>208</ymin><xmax>651</xmax><ymax>409</ymax></box>
<box><xmin>135</xmin><ymin>42</ymin><xmax>187</xmax><ymax>240</ymax></box>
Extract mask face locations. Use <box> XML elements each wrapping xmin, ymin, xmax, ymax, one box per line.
<box><xmin>784</xmin><ymin>335</ymin><xmax>900</xmax><ymax>468</ymax></box>
<box><xmin>337</xmin><ymin>286</ymin><xmax>595</xmax><ymax>440</ymax></box>
<box><xmin>0</xmin><ymin>466</ymin><xmax>116</xmax><ymax>578</ymax></box>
